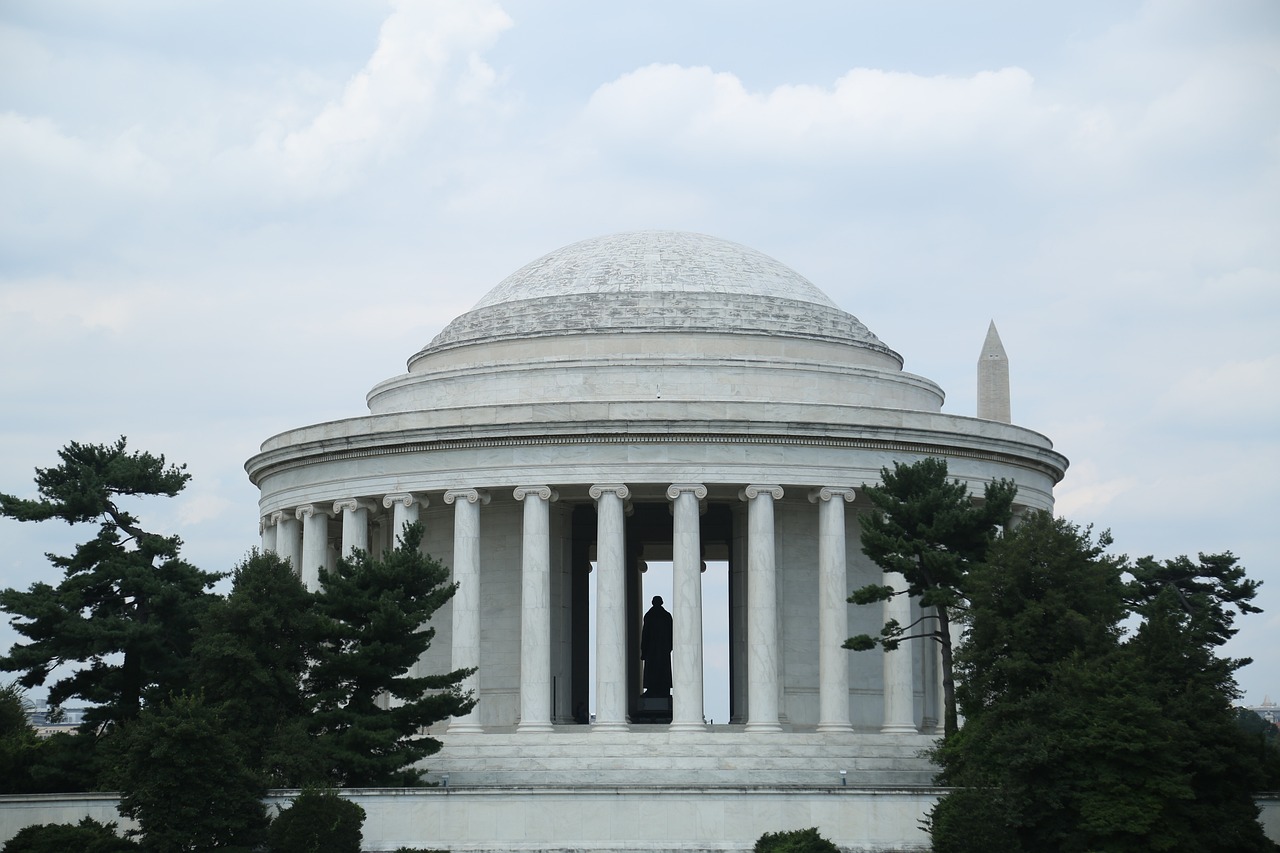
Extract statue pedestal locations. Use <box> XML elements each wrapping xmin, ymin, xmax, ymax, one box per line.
<box><xmin>636</xmin><ymin>696</ymin><xmax>672</xmax><ymax>723</ymax></box>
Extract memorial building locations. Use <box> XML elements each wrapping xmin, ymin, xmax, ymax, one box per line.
<box><xmin>245</xmin><ymin>230</ymin><xmax>1068</xmax><ymax>850</ymax></box>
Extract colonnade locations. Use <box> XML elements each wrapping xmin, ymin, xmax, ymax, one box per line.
<box><xmin>259</xmin><ymin>482</ymin><xmax>922</xmax><ymax>734</ymax></box>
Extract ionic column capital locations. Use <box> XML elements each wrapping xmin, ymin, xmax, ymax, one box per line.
<box><xmin>296</xmin><ymin>503</ymin><xmax>333</xmax><ymax>520</ymax></box>
<box><xmin>270</xmin><ymin>509</ymin><xmax>292</xmax><ymax>525</ymax></box>
<box><xmin>383</xmin><ymin>492</ymin><xmax>429</xmax><ymax>510</ymax></box>
<box><xmin>444</xmin><ymin>488</ymin><xmax>490</xmax><ymax>506</ymax></box>
<box><xmin>666</xmin><ymin>483</ymin><xmax>708</xmax><ymax>501</ymax></box>
<box><xmin>333</xmin><ymin>498</ymin><xmax>378</xmax><ymax>515</ymax></box>
<box><xmin>514</xmin><ymin>485</ymin><xmax>559</xmax><ymax>502</ymax></box>
<box><xmin>589</xmin><ymin>483</ymin><xmax>630</xmax><ymax>501</ymax></box>
<box><xmin>739</xmin><ymin>484</ymin><xmax>784</xmax><ymax>501</ymax></box>
<box><xmin>809</xmin><ymin>486</ymin><xmax>856</xmax><ymax>504</ymax></box>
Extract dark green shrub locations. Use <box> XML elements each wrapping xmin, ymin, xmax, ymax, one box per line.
<box><xmin>108</xmin><ymin>693</ymin><xmax>268</xmax><ymax>852</ymax></box>
<box><xmin>268</xmin><ymin>788</ymin><xmax>365</xmax><ymax>853</ymax></box>
<box><xmin>928</xmin><ymin>788</ymin><xmax>1022</xmax><ymax>853</ymax></box>
<box><xmin>2</xmin><ymin>817</ymin><xmax>138</xmax><ymax>853</ymax></box>
<box><xmin>753</xmin><ymin>826</ymin><xmax>839</xmax><ymax>853</ymax></box>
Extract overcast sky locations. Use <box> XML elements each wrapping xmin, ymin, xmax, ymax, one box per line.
<box><xmin>2</xmin><ymin>0</ymin><xmax>1277</xmax><ymax>714</ymax></box>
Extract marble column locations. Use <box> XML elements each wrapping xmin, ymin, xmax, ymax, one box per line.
<box><xmin>740</xmin><ymin>484</ymin><xmax>784</xmax><ymax>732</ymax></box>
<box><xmin>445</xmin><ymin>488</ymin><xmax>489</xmax><ymax>733</ymax></box>
<box><xmin>810</xmin><ymin>486</ymin><xmax>857</xmax><ymax>732</ymax></box>
<box><xmin>296</xmin><ymin>504</ymin><xmax>332</xmax><ymax>591</ymax></box>
<box><xmin>590</xmin><ymin>484</ymin><xmax>630</xmax><ymax>731</ymax></box>
<box><xmin>668</xmin><ymin>484</ymin><xmax>708</xmax><ymax>732</ymax></box>
<box><xmin>272</xmin><ymin>510</ymin><xmax>301</xmax><ymax>571</ymax></box>
<box><xmin>260</xmin><ymin>516</ymin><xmax>277</xmax><ymax>554</ymax></box>
<box><xmin>515</xmin><ymin>485</ymin><xmax>558</xmax><ymax>733</ymax></box>
<box><xmin>382</xmin><ymin>492</ymin><xmax>426</xmax><ymax>548</ymax></box>
<box><xmin>334</xmin><ymin>498</ymin><xmax>375</xmax><ymax>558</ymax></box>
<box><xmin>881</xmin><ymin>571</ymin><xmax>918</xmax><ymax>733</ymax></box>
<box><xmin>921</xmin><ymin>608</ymin><xmax>941</xmax><ymax>734</ymax></box>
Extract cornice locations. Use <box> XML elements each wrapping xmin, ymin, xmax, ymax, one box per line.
<box><xmin>246</xmin><ymin>424</ymin><xmax>1069</xmax><ymax>487</ymax></box>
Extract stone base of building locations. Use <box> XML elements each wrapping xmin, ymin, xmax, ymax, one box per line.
<box><xmin>3</xmin><ymin>790</ymin><xmax>1277</xmax><ymax>851</ymax></box>
<box><xmin>0</xmin><ymin>788</ymin><xmax>940</xmax><ymax>852</ymax></box>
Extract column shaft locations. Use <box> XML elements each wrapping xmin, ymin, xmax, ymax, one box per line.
<box><xmin>445</xmin><ymin>489</ymin><xmax>488</xmax><ymax>732</ymax></box>
<box><xmin>273</xmin><ymin>512</ymin><xmax>301</xmax><ymax>571</ymax></box>
<box><xmin>334</xmin><ymin>499</ymin><xmax>372</xmax><ymax>558</ymax></box>
<box><xmin>812</xmin><ymin>487</ymin><xmax>856</xmax><ymax>732</ymax></box>
<box><xmin>260</xmin><ymin>517</ymin><xmax>277</xmax><ymax>554</ymax></box>
<box><xmin>590</xmin><ymin>485</ymin><xmax>629</xmax><ymax>731</ymax></box>
<box><xmin>881</xmin><ymin>571</ymin><xmax>917</xmax><ymax>733</ymax></box>
<box><xmin>297</xmin><ymin>505</ymin><xmax>331</xmax><ymax>592</ymax></box>
<box><xmin>669</xmin><ymin>484</ymin><xmax>707</xmax><ymax>731</ymax></box>
<box><xmin>516</xmin><ymin>486</ymin><xmax>558</xmax><ymax>732</ymax></box>
<box><xmin>741</xmin><ymin>485</ymin><xmax>783</xmax><ymax>732</ymax></box>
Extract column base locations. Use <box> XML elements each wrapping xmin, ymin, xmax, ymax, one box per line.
<box><xmin>447</xmin><ymin>722</ymin><xmax>484</xmax><ymax>734</ymax></box>
<box><xmin>880</xmin><ymin>724</ymin><xmax>920</xmax><ymax>734</ymax></box>
<box><xmin>517</xmin><ymin>721</ymin><xmax>555</xmax><ymax>733</ymax></box>
<box><xmin>669</xmin><ymin>721</ymin><xmax>708</xmax><ymax>733</ymax></box>
<box><xmin>744</xmin><ymin>722</ymin><xmax>783</xmax><ymax>733</ymax></box>
<box><xmin>816</xmin><ymin>722</ymin><xmax>855</xmax><ymax>733</ymax></box>
<box><xmin>591</xmin><ymin>721</ymin><xmax>629</xmax><ymax>733</ymax></box>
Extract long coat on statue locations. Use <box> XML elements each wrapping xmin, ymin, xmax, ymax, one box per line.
<box><xmin>641</xmin><ymin>598</ymin><xmax>673</xmax><ymax>696</ymax></box>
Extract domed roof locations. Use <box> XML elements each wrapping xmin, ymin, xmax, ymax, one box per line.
<box><xmin>474</xmin><ymin>231</ymin><xmax>840</xmax><ymax>310</ymax></box>
<box><xmin>412</xmin><ymin>230</ymin><xmax>897</xmax><ymax>365</ymax></box>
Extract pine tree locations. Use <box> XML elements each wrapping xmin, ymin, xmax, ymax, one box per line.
<box><xmin>845</xmin><ymin>457</ymin><xmax>1016</xmax><ymax>736</ymax></box>
<box><xmin>931</xmin><ymin>515</ymin><xmax>1277</xmax><ymax>852</ymax></box>
<box><xmin>0</xmin><ymin>439</ymin><xmax>221</xmax><ymax>731</ymax></box>
<box><xmin>191</xmin><ymin>550</ymin><xmax>327</xmax><ymax>787</ymax></box>
<box><xmin>306</xmin><ymin>523</ymin><xmax>475</xmax><ymax>786</ymax></box>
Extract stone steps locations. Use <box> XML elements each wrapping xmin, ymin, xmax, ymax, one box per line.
<box><xmin>421</xmin><ymin>728</ymin><xmax>938</xmax><ymax>788</ymax></box>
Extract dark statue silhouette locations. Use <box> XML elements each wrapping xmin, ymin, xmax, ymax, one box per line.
<box><xmin>641</xmin><ymin>595</ymin><xmax>673</xmax><ymax>696</ymax></box>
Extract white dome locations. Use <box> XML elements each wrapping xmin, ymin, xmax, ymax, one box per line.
<box><xmin>413</xmin><ymin>231</ymin><xmax>897</xmax><ymax>364</ymax></box>
<box><xmin>475</xmin><ymin>231</ymin><xmax>840</xmax><ymax>309</ymax></box>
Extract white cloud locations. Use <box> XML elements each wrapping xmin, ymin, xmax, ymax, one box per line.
<box><xmin>582</xmin><ymin>64</ymin><xmax>1043</xmax><ymax>161</ymax></box>
<box><xmin>259</xmin><ymin>0</ymin><xmax>513</xmax><ymax>192</ymax></box>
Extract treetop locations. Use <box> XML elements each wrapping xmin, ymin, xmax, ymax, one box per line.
<box><xmin>0</xmin><ymin>437</ymin><xmax>190</xmax><ymax>530</ymax></box>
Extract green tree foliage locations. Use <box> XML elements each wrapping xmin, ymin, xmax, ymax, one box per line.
<box><xmin>192</xmin><ymin>550</ymin><xmax>327</xmax><ymax>787</ymax></box>
<box><xmin>955</xmin><ymin>513</ymin><xmax>1127</xmax><ymax>716</ymax></box>
<box><xmin>108</xmin><ymin>693</ymin><xmax>268</xmax><ymax>852</ymax></box>
<box><xmin>1236</xmin><ymin>708</ymin><xmax>1280</xmax><ymax>789</ymax></box>
<box><xmin>1</xmin><ymin>817</ymin><xmax>137</xmax><ymax>853</ymax></box>
<box><xmin>0</xmin><ymin>439</ymin><xmax>221</xmax><ymax>730</ymax></box>
<box><xmin>931</xmin><ymin>514</ymin><xmax>1278</xmax><ymax>852</ymax></box>
<box><xmin>845</xmin><ymin>458</ymin><xmax>1016</xmax><ymax>736</ymax></box>
<box><xmin>1118</xmin><ymin>556</ymin><xmax>1275</xmax><ymax>852</ymax></box>
<box><xmin>0</xmin><ymin>682</ymin><xmax>97</xmax><ymax>795</ymax></box>
<box><xmin>0</xmin><ymin>682</ymin><xmax>38</xmax><ymax>794</ymax></box>
<box><xmin>306</xmin><ymin>523</ymin><xmax>475</xmax><ymax>786</ymax></box>
<box><xmin>752</xmin><ymin>827</ymin><xmax>839</xmax><ymax>853</ymax></box>
<box><xmin>267</xmin><ymin>788</ymin><xmax>365</xmax><ymax>853</ymax></box>
<box><xmin>191</xmin><ymin>527</ymin><xmax>474</xmax><ymax>788</ymax></box>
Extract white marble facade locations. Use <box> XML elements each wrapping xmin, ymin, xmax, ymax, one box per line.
<box><xmin>246</xmin><ymin>230</ymin><xmax>1068</xmax><ymax>780</ymax></box>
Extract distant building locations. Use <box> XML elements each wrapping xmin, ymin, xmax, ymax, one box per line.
<box><xmin>1248</xmin><ymin>697</ymin><xmax>1279</xmax><ymax>727</ymax></box>
<box><xmin>24</xmin><ymin>706</ymin><xmax>87</xmax><ymax>737</ymax></box>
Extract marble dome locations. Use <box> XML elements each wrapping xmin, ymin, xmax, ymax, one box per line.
<box><xmin>374</xmin><ymin>231</ymin><xmax>932</xmax><ymax>415</ymax></box>
<box><xmin>412</xmin><ymin>230</ymin><xmax>898</xmax><ymax>365</ymax></box>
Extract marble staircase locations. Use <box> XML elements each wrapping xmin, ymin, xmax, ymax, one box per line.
<box><xmin>420</xmin><ymin>725</ymin><xmax>938</xmax><ymax>788</ymax></box>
